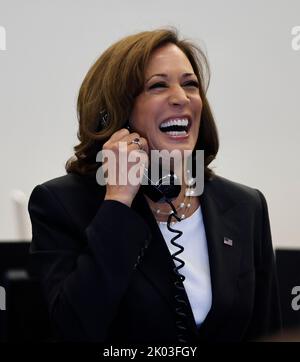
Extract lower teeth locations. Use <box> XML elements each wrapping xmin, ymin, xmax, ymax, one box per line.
<box><xmin>165</xmin><ymin>131</ymin><xmax>187</xmax><ymax>136</ymax></box>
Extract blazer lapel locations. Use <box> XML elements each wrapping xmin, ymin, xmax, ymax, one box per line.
<box><xmin>131</xmin><ymin>191</ymin><xmax>178</xmax><ymax>310</ymax></box>
<box><xmin>198</xmin><ymin>178</ymin><xmax>243</xmax><ymax>339</ymax></box>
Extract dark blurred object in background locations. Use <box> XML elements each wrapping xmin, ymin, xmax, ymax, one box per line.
<box><xmin>0</xmin><ymin>242</ymin><xmax>52</xmax><ymax>341</ymax></box>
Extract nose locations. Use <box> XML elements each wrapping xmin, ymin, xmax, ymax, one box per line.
<box><xmin>168</xmin><ymin>85</ymin><xmax>190</xmax><ymax>107</ymax></box>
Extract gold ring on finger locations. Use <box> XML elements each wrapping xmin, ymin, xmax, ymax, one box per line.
<box><xmin>128</xmin><ymin>137</ymin><xmax>143</xmax><ymax>150</ymax></box>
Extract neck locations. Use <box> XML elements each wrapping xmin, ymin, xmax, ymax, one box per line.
<box><xmin>145</xmin><ymin>183</ymin><xmax>199</xmax><ymax>223</ymax></box>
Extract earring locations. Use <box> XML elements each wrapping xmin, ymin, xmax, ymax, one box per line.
<box><xmin>125</xmin><ymin>119</ymin><xmax>132</xmax><ymax>132</ymax></box>
<box><xmin>98</xmin><ymin>110</ymin><xmax>109</xmax><ymax>130</ymax></box>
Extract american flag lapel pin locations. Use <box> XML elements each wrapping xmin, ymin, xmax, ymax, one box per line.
<box><xmin>223</xmin><ymin>237</ymin><xmax>233</xmax><ymax>247</ymax></box>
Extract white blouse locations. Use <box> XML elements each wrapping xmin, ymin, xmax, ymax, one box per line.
<box><xmin>157</xmin><ymin>206</ymin><xmax>212</xmax><ymax>327</ymax></box>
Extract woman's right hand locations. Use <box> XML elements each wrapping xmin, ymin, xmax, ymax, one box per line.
<box><xmin>101</xmin><ymin>128</ymin><xmax>149</xmax><ymax>207</ymax></box>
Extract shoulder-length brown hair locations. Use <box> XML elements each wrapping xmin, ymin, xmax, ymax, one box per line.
<box><xmin>66</xmin><ymin>28</ymin><xmax>219</xmax><ymax>180</ymax></box>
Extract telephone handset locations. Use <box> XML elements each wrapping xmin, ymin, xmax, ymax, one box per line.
<box><xmin>125</xmin><ymin>122</ymin><xmax>181</xmax><ymax>204</ymax></box>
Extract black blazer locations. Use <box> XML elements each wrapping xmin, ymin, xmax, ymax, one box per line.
<box><xmin>28</xmin><ymin>173</ymin><xmax>281</xmax><ymax>343</ymax></box>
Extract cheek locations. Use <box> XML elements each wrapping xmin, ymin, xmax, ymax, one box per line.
<box><xmin>131</xmin><ymin>104</ymin><xmax>146</xmax><ymax>131</ymax></box>
<box><xmin>131</xmin><ymin>97</ymin><xmax>155</xmax><ymax>127</ymax></box>
<box><xmin>191</xmin><ymin>98</ymin><xmax>202</xmax><ymax>123</ymax></box>
<box><xmin>138</xmin><ymin>102</ymin><xmax>161</xmax><ymax>130</ymax></box>
<box><xmin>195</xmin><ymin>100</ymin><xmax>203</xmax><ymax>128</ymax></box>
<box><xmin>195</xmin><ymin>96</ymin><xmax>203</xmax><ymax>113</ymax></box>
<box><xmin>192</xmin><ymin>98</ymin><xmax>202</xmax><ymax>136</ymax></box>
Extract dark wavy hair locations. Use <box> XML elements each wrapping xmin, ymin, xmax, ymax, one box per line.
<box><xmin>66</xmin><ymin>28</ymin><xmax>219</xmax><ymax>180</ymax></box>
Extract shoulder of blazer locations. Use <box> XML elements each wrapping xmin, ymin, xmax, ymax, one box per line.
<box><xmin>204</xmin><ymin>174</ymin><xmax>262</xmax><ymax>213</ymax></box>
<box><xmin>41</xmin><ymin>172</ymin><xmax>103</xmax><ymax>195</ymax></box>
<box><xmin>39</xmin><ymin>172</ymin><xmax>105</xmax><ymax>201</ymax></box>
<box><xmin>30</xmin><ymin>173</ymin><xmax>106</xmax><ymax>229</ymax></box>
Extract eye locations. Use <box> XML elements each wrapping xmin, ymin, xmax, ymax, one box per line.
<box><xmin>183</xmin><ymin>80</ymin><xmax>199</xmax><ymax>88</ymax></box>
<box><xmin>148</xmin><ymin>80</ymin><xmax>199</xmax><ymax>90</ymax></box>
<box><xmin>148</xmin><ymin>82</ymin><xmax>167</xmax><ymax>90</ymax></box>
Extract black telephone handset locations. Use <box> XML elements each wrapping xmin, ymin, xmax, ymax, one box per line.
<box><xmin>125</xmin><ymin>122</ymin><xmax>181</xmax><ymax>204</ymax></box>
<box><xmin>125</xmin><ymin>121</ymin><xmax>189</xmax><ymax>343</ymax></box>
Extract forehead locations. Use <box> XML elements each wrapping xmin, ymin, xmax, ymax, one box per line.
<box><xmin>145</xmin><ymin>43</ymin><xmax>194</xmax><ymax>75</ymax></box>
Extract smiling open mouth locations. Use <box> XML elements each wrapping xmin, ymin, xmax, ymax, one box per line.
<box><xmin>159</xmin><ymin>118</ymin><xmax>190</xmax><ymax>136</ymax></box>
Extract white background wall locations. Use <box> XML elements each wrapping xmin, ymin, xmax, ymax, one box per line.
<box><xmin>0</xmin><ymin>0</ymin><xmax>299</xmax><ymax>247</ymax></box>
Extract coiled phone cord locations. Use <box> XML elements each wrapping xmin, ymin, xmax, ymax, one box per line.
<box><xmin>165</xmin><ymin>199</ymin><xmax>189</xmax><ymax>344</ymax></box>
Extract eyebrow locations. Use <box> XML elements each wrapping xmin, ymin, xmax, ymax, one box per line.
<box><xmin>145</xmin><ymin>72</ymin><xmax>196</xmax><ymax>83</ymax></box>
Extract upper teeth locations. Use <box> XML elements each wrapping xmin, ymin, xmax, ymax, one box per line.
<box><xmin>160</xmin><ymin>118</ymin><xmax>189</xmax><ymax>129</ymax></box>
